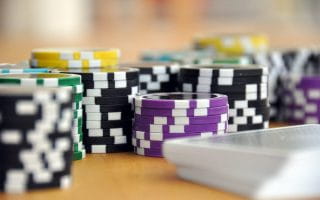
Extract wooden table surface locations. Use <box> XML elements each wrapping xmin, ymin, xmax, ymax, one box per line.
<box><xmin>0</xmin><ymin>123</ymin><xmax>292</xmax><ymax>200</ymax></box>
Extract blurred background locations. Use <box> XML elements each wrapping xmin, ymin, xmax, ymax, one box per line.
<box><xmin>0</xmin><ymin>0</ymin><xmax>320</xmax><ymax>62</ymax></box>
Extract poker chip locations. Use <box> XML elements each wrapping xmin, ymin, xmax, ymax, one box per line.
<box><xmin>83</xmin><ymin>127</ymin><xmax>133</xmax><ymax>137</ymax></box>
<box><xmin>84</xmin><ymin>120</ymin><xmax>132</xmax><ymax>129</ymax></box>
<box><xmin>30</xmin><ymin>59</ymin><xmax>118</xmax><ymax>69</ymax></box>
<box><xmin>134</xmin><ymin>92</ymin><xmax>228</xmax><ymax>109</ymax></box>
<box><xmin>84</xmin><ymin>135</ymin><xmax>129</xmax><ymax>145</ymax></box>
<box><xmin>56</xmin><ymin>68</ymin><xmax>139</xmax><ymax>153</ymax></box>
<box><xmin>180</xmin><ymin>64</ymin><xmax>268</xmax><ymax>77</ymax></box>
<box><xmin>193</xmin><ymin>33</ymin><xmax>268</xmax><ymax>55</ymax></box>
<box><xmin>31</xmin><ymin>48</ymin><xmax>121</xmax><ymax>60</ymax></box>
<box><xmin>0</xmin><ymin>68</ymin><xmax>50</xmax><ymax>74</ymax></box>
<box><xmin>0</xmin><ymin>86</ymin><xmax>74</xmax><ymax>193</ymax></box>
<box><xmin>85</xmin><ymin>144</ymin><xmax>133</xmax><ymax>154</ymax></box>
<box><xmin>134</xmin><ymin>121</ymin><xmax>227</xmax><ymax>134</ymax></box>
<box><xmin>65</xmin><ymin>68</ymin><xmax>139</xmax><ymax>81</ymax></box>
<box><xmin>82</xmin><ymin>79</ymin><xmax>139</xmax><ymax>89</ymax></box>
<box><xmin>82</xmin><ymin>96</ymin><xmax>133</xmax><ymax>105</ymax></box>
<box><xmin>179</xmin><ymin>64</ymin><xmax>270</xmax><ymax>133</ymax></box>
<box><xmin>85</xmin><ymin>112</ymin><xmax>133</xmax><ymax>121</ymax></box>
<box><xmin>120</xmin><ymin>62</ymin><xmax>179</xmax><ymax>94</ymax></box>
<box><xmin>135</xmin><ymin>105</ymin><xmax>229</xmax><ymax>117</ymax></box>
<box><xmin>84</xmin><ymin>86</ymin><xmax>138</xmax><ymax>97</ymax></box>
<box><xmin>132</xmin><ymin>92</ymin><xmax>229</xmax><ymax>157</ymax></box>
<box><xmin>84</xmin><ymin>104</ymin><xmax>132</xmax><ymax>113</ymax></box>
<box><xmin>134</xmin><ymin>113</ymin><xmax>228</xmax><ymax>125</ymax></box>
<box><xmin>133</xmin><ymin>147</ymin><xmax>162</xmax><ymax>157</ymax></box>
<box><xmin>0</xmin><ymin>73</ymin><xmax>86</xmax><ymax>160</ymax></box>
<box><xmin>133</xmin><ymin>130</ymin><xmax>223</xmax><ymax>141</ymax></box>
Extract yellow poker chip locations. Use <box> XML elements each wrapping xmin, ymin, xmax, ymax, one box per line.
<box><xmin>30</xmin><ymin>59</ymin><xmax>118</xmax><ymax>69</ymax></box>
<box><xmin>194</xmin><ymin>34</ymin><xmax>268</xmax><ymax>56</ymax></box>
<box><xmin>31</xmin><ymin>48</ymin><xmax>121</xmax><ymax>60</ymax></box>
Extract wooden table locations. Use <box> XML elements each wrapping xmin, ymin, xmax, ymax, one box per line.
<box><xmin>0</xmin><ymin>123</ymin><xmax>291</xmax><ymax>200</ymax></box>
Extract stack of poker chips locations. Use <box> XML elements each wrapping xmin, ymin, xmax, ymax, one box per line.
<box><xmin>120</xmin><ymin>62</ymin><xmax>180</xmax><ymax>94</ymax></box>
<box><xmin>132</xmin><ymin>92</ymin><xmax>229</xmax><ymax>157</ymax></box>
<box><xmin>0</xmin><ymin>86</ymin><xmax>73</xmax><ymax>193</ymax></box>
<box><xmin>193</xmin><ymin>33</ymin><xmax>268</xmax><ymax>56</ymax></box>
<box><xmin>179</xmin><ymin>65</ymin><xmax>270</xmax><ymax>132</ymax></box>
<box><xmin>29</xmin><ymin>48</ymin><xmax>121</xmax><ymax>159</ymax></box>
<box><xmin>282</xmin><ymin>75</ymin><xmax>320</xmax><ymax>124</ymax></box>
<box><xmin>57</xmin><ymin>68</ymin><xmax>139</xmax><ymax>153</ymax></box>
<box><xmin>251</xmin><ymin>48</ymin><xmax>320</xmax><ymax>121</ymax></box>
<box><xmin>0</xmin><ymin>73</ymin><xmax>85</xmax><ymax>160</ymax></box>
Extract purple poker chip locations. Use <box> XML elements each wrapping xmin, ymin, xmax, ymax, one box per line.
<box><xmin>134</xmin><ymin>146</ymin><xmax>162</xmax><ymax>157</ymax></box>
<box><xmin>134</xmin><ymin>92</ymin><xmax>228</xmax><ymax>109</ymax></box>
<box><xmin>135</xmin><ymin>105</ymin><xmax>229</xmax><ymax>117</ymax></box>
<box><xmin>134</xmin><ymin>113</ymin><xmax>228</xmax><ymax>125</ymax></box>
<box><xmin>132</xmin><ymin>129</ymin><xmax>222</xmax><ymax>141</ymax></box>
<box><xmin>133</xmin><ymin>121</ymin><xmax>227</xmax><ymax>134</ymax></box>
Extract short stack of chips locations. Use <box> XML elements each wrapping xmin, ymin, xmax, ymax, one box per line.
<box><xmin>179</xmin><ymin>65</ymin><xmax>270</xmax><ymax>132</ymax></box>
<box><xmin>282</xmin><ymin>75</ymin><xmax>320</xmax><ymax>124</ymax></box>
<box><xmin>193</xmin><ymin>33</ymin><xmax>268</xmax><ymax>56</ymax></box>
<box><xmin>132</xmin><ymin>92</ymin><xmax>229</xmax><ymax>157</ymax></box>
<box><xmin>120</xmin><ymin>62</ymin><xmax>180</xmax><ymax>94</ymax></box>
<box><xmin>58</xmin><ymin>68</ymin><xmax>139</xmax><ymax>153</ymax></box>
<box><xmin>0</xmin><ymin>73</ymin><xmax>85</xmax><ymax>160</ymax></box>
<box><xmin>0</xmin><ymin>86</ymin><xmax>73</xmax><ymax>193</ymax></box>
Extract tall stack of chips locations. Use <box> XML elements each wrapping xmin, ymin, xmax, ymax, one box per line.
<box><xmin>132</xmin><ymin>93</ymin><xmax>229</xmax><ymax>157</ymax></box>
<box><xmin>251</xmin><ymin>48</ymin><xmax>320</xmax><ymax>121</ymax></box>
<box><xmin>179</xmin><ymin>65</ymin><xmax>270</xmax><ymax>132</ymax></box>
<box><xmin>29</xmin><ymin>48</ymin><xmax>122</xmax><ymax>159</ymax></box>
<box><xmin>0</xmin><ymin>73</ymin><xmax>85</xmax><ymax>160</ymax></box>
<box><xmin>193</xmin><ymin>34</ymin><xmax>268</xmax><ymax>56</ymax></box>
<box><xmin>59</xmin><ymin>68</ymin><xmax>139</xmax><ymax>154</ymax></box>
<box><xmin>120</xmin><ymin>62</ymin><xmax>180</xmax><ymax>94</ymax></box>
<box><xmin>282</xmin><ymin>75</ymin><xmax>320</xmax><ymax>124</ymax></box>
<box><xmin>0</xmin><ymin>86</ymin><xmax>74</xmax><ymax>193</ymax></box>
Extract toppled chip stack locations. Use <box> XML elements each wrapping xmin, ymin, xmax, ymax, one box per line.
<box><xmin>282</xmin><ymin>75</ymin><xmax>320</xmax><ymax>124</ymax></box>
<box><xmin>120</xmin><ymin>62</ymin><xmax>179</xmax><ymax>94</ymax></box>
<box><xmin>0</xmin><ymin>73</ymin><xmax>86</xmax><ymax>160</ymax></box>
<box><xmin>193</xmin><ymin>33</ymin><xmax>268</xmax><ymax>56</ymax></box>
<box><xmin>0</xmin><ymin>86</ymin><xmax>74</xmax><ymax>193</ymax></box>
<box><xmin>58</xmin><ymin>68</ymin><xmax>139</xmax><ymax>153</ymax></box>
<box><xmin>132</xmin><ymin>92</ymin><xmax>229</xmax><ymax>157</ymax></box>
<box><xmin>179</xmin><ymin>64</ymin><xmax>270</xmax><ymax>132</ymax></box>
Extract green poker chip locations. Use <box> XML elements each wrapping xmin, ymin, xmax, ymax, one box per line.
<box><xmin>73</xmin><ymin>133</ymin><xmax>83</xmax><ymax>143</ymax></box>
<box><xmin>74</xmin><ymin>117</ymin><xmax>83</xmax><ymax>127</ymax></box>
<box><xmin>73</xmin><ymin>101</ymin><xmax>82</xmax><ymax>110</ymax></box>
<box><xmin>72</xmin><ymin>84</ymin><xmax>84</xmax><ymax>94</ymax></box>
<box><xmin>74</xmin><ymin>93</ymin><xmax>83</xmax><ymax>103</ymax></box>
<box><xmin>0</xmin><ymin>73</ymin><xmax>81</xmax><ymax>87</ymax></box>
<box><xmin>73</xmin><ymin>109</ymin><xmax>83</xmax><ymax>119</ymax></box>
<box><xmin>73</xmin><ymin>149</ymin><xmax>86</xmax><ymax>160</ymax></box>
<box><xmin>73</xmin><ymin>142</ymin><xmax>84</xmax><ymax>152</ymax></box>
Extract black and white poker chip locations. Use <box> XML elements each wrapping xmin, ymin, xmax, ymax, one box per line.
<box><xmin>82</xmin><ymin>79</ymin><xmax>139</xmax><ymax>89</ymax></box>
<box><xmin>62</xmin><ymin>68</ymin><xmax>139</xmax><ymax>81</ymax></box>
<box><xmin>180</xmin><ymin>64</ymin><xmax>268</xmax><ymax>77</ymax></box>
<box><xmin>84</xmin><ymin>86</ymin><xmax>138</xmax><ymax>97</ymax></box>
<box><xmin>82</xmin><ymin>127</ymin><xmax>133</xmax><ymax>137</ymax></box>
<box><xmin>84</xmin><ymin>104</ymin><xmax>132</xmax><ymax>113</ymax></box>
<box><xmin>85</xmin><ymin>143</ymin><xmax>133</xmax><ymax>153</ymax></box>
<box><xmin>82</xmin><ymin>96</ymin><xmax>133</xmax><ymax>106</ymax></box>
